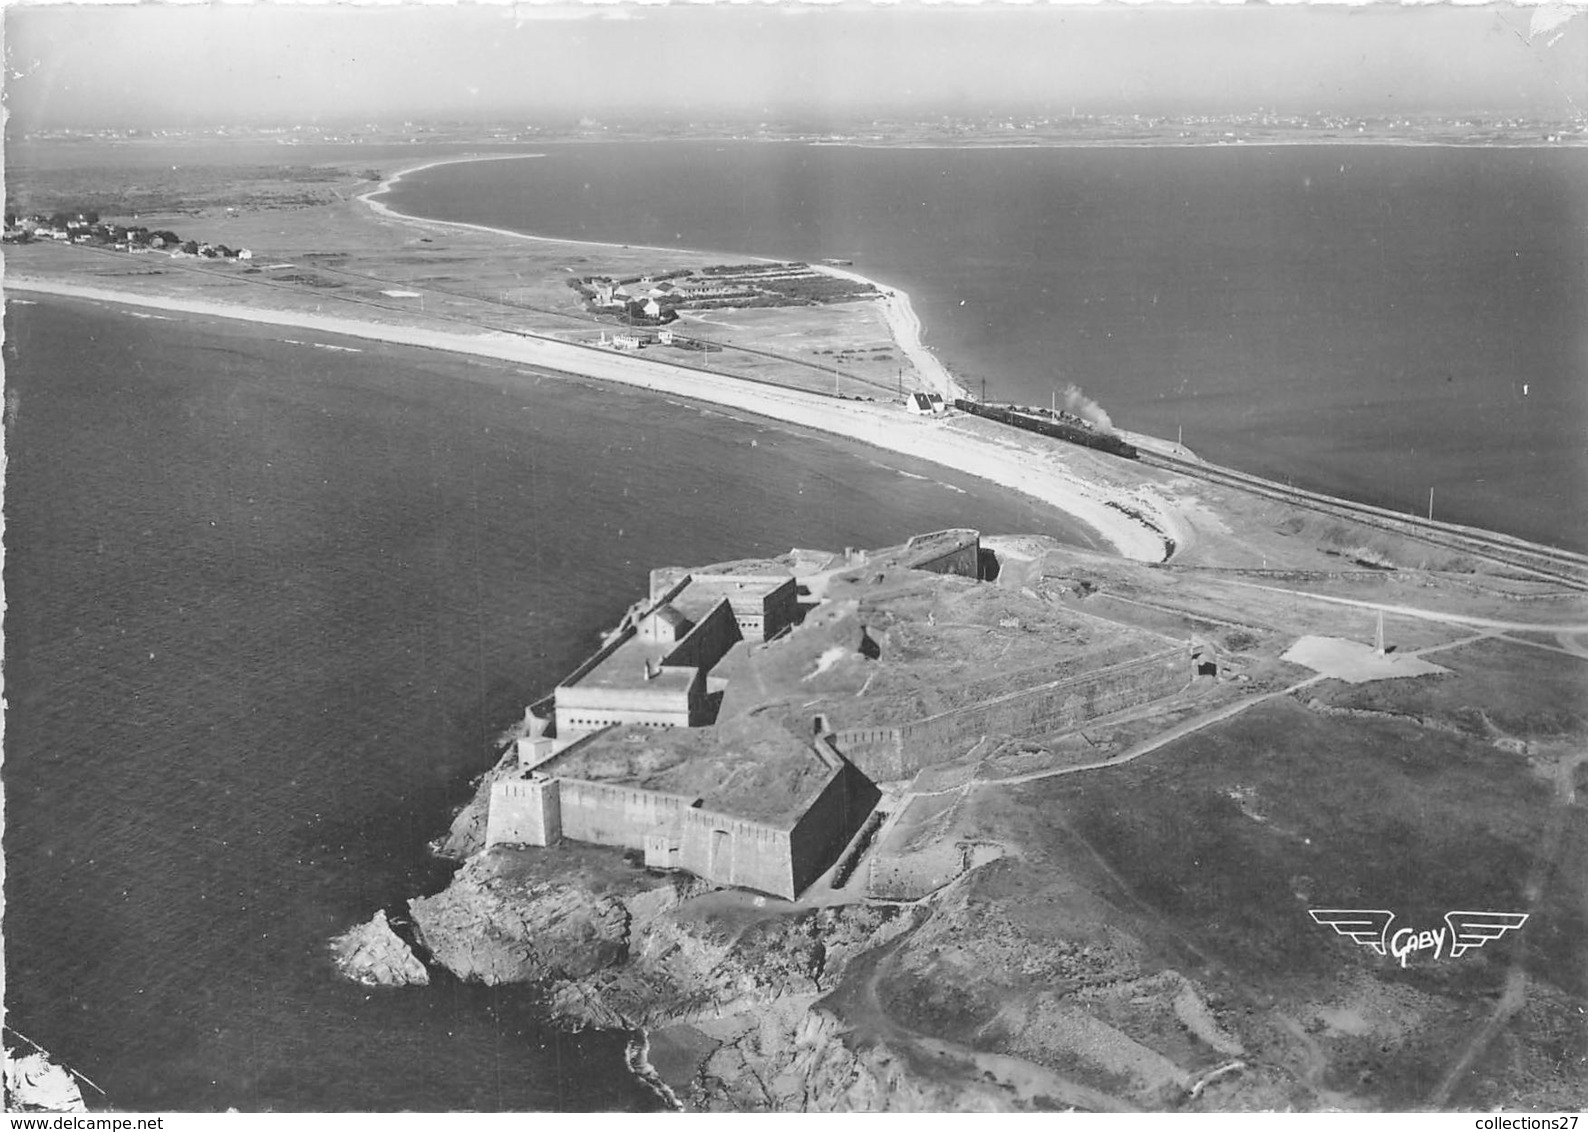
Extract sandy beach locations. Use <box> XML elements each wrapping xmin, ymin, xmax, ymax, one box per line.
<box><xmin>8</xmin><ymin>272</ymin><xmax>1171</xmax><ymax>562</ymax></box>
<box><xmin>7</xmin><ymin>155</ymin><xmax>1176</xmax><ymax>562</ymax></box>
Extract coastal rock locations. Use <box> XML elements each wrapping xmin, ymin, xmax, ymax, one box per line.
<box><xmin>408</xmin><ymin>852</ymin><xmax>634</xmax><ymax>985</ymax></box>
<box><xmin>548</xmin><ymin>902</ymin><xmax>908</xmax><ymax>1033</ymax></box>
<box><xmin>689</xmin><ymin>1006</ymin><xmax>973</xmax><ymax>1112</ymax></box>
<box><xmin>329</xmin><ymin>909</ymin><xmax>430</xmax><ymax>987</ymax></box>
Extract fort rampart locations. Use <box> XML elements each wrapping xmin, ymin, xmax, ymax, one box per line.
<box><xmin>486</xmin><ymin>740</ymin><xmax>876</xmax><ymax>899</ymax></box>
<box><xmin>898</xmin><ymin>530</ymin><xmax>981</xmax><ymax>578</ymax></box>
<box><xmin>788</xmin><ymin>760</ymin><xmax>882</xmax><ymax>895</ymax></box>
<box><xmin>835</xmin><ymin>646</ymin><xmax>1189</xmax><ymax>781</ymax></box>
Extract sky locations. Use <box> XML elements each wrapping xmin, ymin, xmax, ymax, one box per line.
<box><xmin>4</xmin><ymin>2</ymin><xmax>1585</xmax><ymax>130</ymax></box>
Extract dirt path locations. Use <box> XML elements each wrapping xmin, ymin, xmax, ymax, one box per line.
<box><xmin>1427</xmin><ymin>747</ymin><xmax>1587</xmax><ymax>1106</ymax></box>
<box><xmin>981</xmin><ymin>674</ymin><xmax>1326</xmax><ymax>788</ymax></box>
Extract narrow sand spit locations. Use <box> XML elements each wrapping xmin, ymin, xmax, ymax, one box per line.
<box><xmin>13</xmin><ymin>157</ymin><xmax>1173</xmax><ymax>562</ymax></box>
<box><xmin>8</xmin><ymin>275</ymin><xmax>1171</xmax><ymax>562</ymax></box>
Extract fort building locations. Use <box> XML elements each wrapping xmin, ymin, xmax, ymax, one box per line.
<box><xmin>489</xmin><ymin>715</ymin><xmax>878</xmax><ymax>900</ymax></box>
<box><xmin>551</xmin><ymin>569</ymin><xmax>798</xmax><ymax>737</ymax></box>
<box><xmin>486</xmin><ymin>529</ymin><xmax>1195</xmax><ymax>901</ymax></box>
<box><xmin>645</xmin><ymin>570</ymin><xmax>800</xmax><ymax>641</ymax></box>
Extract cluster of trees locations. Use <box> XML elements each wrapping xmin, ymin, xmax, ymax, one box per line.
<box><xmin>699</xmin><ymin>261</ymin><xmax>809</xmax><ymax>276</ymax></box>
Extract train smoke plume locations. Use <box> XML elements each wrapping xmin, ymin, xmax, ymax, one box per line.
<box><xmin>1063</xmin><ymin>384</ymin><xmax>1114</xmax><ymax>433</ymax></box>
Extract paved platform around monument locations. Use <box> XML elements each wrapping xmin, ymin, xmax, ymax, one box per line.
<box><xmin>1281</xmin><ymin>635</ymin><xmax>1449</xmax><ymax>684</ymax></box>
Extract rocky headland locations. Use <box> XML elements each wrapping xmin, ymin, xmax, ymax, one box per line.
<box><xmin>333</xmin><ymin>525</ymin><xmax>1588</xmax><ymax>1112</ymax></box>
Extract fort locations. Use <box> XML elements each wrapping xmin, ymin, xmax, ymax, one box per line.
<box><xmin>484</xmin><ymin>529</ymin><xmax>1196</xmax><ymax>900</ymax></box>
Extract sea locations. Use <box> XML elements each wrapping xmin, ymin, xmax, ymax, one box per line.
<box><xmin>388</xmin><ymin>141</ymin><xmax>1588</xmax><ymax>552</ymax></box>
<box><xmin>1</xmin><ymin>295</ymin><xmax>1083</xmax><ymax>1111</ymax></box>
<box><xmin>5</xmin><ymin>139</ymin><xmax>1585</xmax><ymax>1112</ymax></box>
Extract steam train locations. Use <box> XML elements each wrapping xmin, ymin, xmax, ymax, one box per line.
<box><xmin>951</xmin><ymin>399</ymin><xmax>1139</xmax><ymax>460</ymax></box>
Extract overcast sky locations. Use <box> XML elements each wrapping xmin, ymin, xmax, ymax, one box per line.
<box><xmin>5</xmin><ymin>3</ymin><xmax>1585</xmax><ymax>129</ymax></box>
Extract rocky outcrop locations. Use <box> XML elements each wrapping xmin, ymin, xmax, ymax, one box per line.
<box><xmin>408</xmin><ymin>854</ymin><xmax>637</xmax><ymax>985</ymax></box>
<box><xmin>545</xmin><ymin>901</ymin><xmax>916</xmax><ymax>1031</ymax></box>
<box><xmin>403</xmin><ymin>843</ymin><xmax>947</xmax><ymax>1107</ymax></box>
<box><xmin>329</xmin><ymin>909</ymin><xmax>430</xmax><ymax>987</ymax></box>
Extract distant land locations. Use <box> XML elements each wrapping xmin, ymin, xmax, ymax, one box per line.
<box><xmin>15</xmin><ymin>110</ymin><xmax>1587</xmax><ymax>150</ymax></box>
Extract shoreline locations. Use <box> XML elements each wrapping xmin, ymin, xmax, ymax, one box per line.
<box><xmin>7</xmin><ymin>275</ymin><xmax>1170</xmax><ymax>562</ymax></box>
<box><xmin>360</xmin><ymin>154</ymin><xmax>965</xmax><ymax>402</ymax></box>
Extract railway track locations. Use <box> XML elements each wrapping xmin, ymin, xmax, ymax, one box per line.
<box><xmin>1137</xmin><ymin>450</ymin><xmax>1588</xmax><ymax>591</ymax></box>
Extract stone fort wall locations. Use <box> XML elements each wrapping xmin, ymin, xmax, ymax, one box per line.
<box><xmin>485</xmin><ymin>776</ymin><xmax>561</xmax><ymax>848</ymax></box>
<box><xmin>676</xmin><ymin>808</ymin><xmax>798</xmax><ymax>900</ymax></box>
<box><xmin>485</xmin><ymin>755</ymin><xmax>876</xmax><ymax>900</ymax></box>
<box><xmin>901</xmin><ymin>533</ymin><xmax>980</xmax><ymax>578</ymax></box>
<box><xmin>788</xmin><ymin>760</ymin><xmax>881</xmax><ymax>895</ymax></box>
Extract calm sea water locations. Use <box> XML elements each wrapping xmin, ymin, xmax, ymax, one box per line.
<box><xmin>2</xmin><ymin>296</ymin><xmax>1085</xmax><ymax>1111</ymax></box>
<box><xmin>388</xmin><ymin>142</ymin><xmax>1588</xmax><ymax>551</ymax></box>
